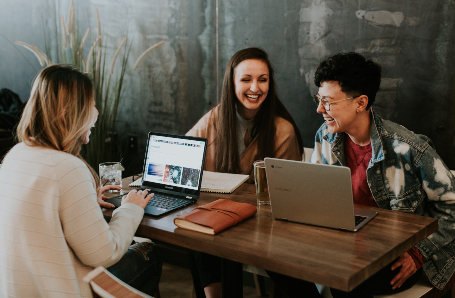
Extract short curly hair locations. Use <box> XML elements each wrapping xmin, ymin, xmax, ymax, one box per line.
<box><xmin>314</xmin><ymin>52</ymin><xmax>381</xmax><ymax>109</ymax></box>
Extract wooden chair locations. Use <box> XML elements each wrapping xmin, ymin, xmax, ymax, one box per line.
<box><xmin>83</xmin><ymin>266</ymin><xmax>160</xmax><ymax>298</ymax></box>
<box><xmin>84</xmin><ymin>237</ymin><xmax>161</xmax><ymax>298</ymax></box>
<box><xmin>243</xmin><ymin>264</ymin><xmax>270</xmax><ymax>297</ymax></box>
<box><xmin>190</xmin><ymin>264</ymin><xmax>274</xmax><ymax>298</ymax></box>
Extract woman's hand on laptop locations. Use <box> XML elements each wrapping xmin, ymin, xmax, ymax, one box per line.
<box><xmin>97</xmin><ymin>185</ymin><xmax>122</xmax><ymax>208</ymax></box>
<box><xmin>122</xmin><ymin>189</ymin><xmax>154</xmax><ymax>209</ymax></box>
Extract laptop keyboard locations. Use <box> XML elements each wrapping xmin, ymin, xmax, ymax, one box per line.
<box><xmin>147</xmin><ymin>194</ymin><xmax>191</xmax><ymax>210</ymax></box>
<box><xmin>355</xmin><ymin>215</ymin><xmax>367</xmax><ymax>226</ymax></box>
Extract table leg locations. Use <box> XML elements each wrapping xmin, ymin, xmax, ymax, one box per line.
<box><xmin>221</xmin><ymin>258</ymin><xmax>243</xmax><ymax>298</ymax></box>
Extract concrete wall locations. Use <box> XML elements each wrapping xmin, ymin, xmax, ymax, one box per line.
<box><xmin>1</xmin><ymin>0</ymin><xmax>455</xmax><ymax>170</ymax></box>
<box><xmin>1</xmin><ymin>0</ymin><xmax>52</xmax><ymax>102</ymax></box>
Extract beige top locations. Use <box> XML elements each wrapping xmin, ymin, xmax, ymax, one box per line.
<box><xmin>186</xmin><ymin>105</ymin><xmax>302</xmax><ymax>183</ymax></box>
<box><xmin>0</xmin><ymin>143</ymin><xmax>144</xmax><ymax>298</ymax></box>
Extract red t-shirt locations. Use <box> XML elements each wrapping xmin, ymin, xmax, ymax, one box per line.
<box><xmin>344</xmin><ymin>134</ymin><xmax>424</xmax><ymax>269</ymax></box>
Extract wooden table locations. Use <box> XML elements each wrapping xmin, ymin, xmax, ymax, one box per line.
<box><xmin>103</xmin><ymin>176</ymin><xmax>438</xmax><ymax>295</ymax></box>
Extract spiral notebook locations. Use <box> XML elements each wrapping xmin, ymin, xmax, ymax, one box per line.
<box><xmin>200</xmin><ymin>171</ymin><xmax>249</xmax><ymax>193</ymax></box>
<box><xmin>129</xmin><ymin>171</ymin><xmax>249</xmax><ymax>194</ymax></box>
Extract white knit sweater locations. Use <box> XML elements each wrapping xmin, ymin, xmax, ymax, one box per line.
<box><xmin>0</xmin><ymin>143</ymin><xmax>144</xmax><ymax>297</ymax></box>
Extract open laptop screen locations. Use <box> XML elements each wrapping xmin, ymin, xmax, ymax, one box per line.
<box><xmin>141</xmin><ymin>132</ymin><xmax>207</xmax><ymax>197</ymax></box>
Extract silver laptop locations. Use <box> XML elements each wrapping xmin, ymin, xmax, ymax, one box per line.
<box><xmin>264</xmin><ymin>158</ymin><xmax>377</xmax><ymax>232</ymax></box>
<box><xmin>107</xmin><ymin>132</ymin><xmax>207</xmax><ymax>217</ymax></box>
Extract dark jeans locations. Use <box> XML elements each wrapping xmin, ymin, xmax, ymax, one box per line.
<box><xmin>266</xmin><ymin>270</ymin><xmax>322</xmax><ymax>298</ymax></box>
<box><xmin>267</xmin><ymin>260</ymin><xmax>423</xmax><ymax>298</ymax></box>
<box><xmin>188</xmin><ymin>250</ymin><xmax>222</xmax><ymax>297</ymax></box>
<box><xmin>107</xmin><ymin>241</ymin><xmax>163</xmax><ymax>296</ymax></box>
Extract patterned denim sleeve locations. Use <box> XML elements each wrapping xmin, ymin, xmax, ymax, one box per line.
<box><xmin>310</xmin><ymin>130</ymin><xmax>324</xmax><ymax>164</ymax></box>
<box><xmin>415</xmin><ymin>145</ymin><xmax>455</xmax><ymax>257</ymax></box>
<box><xmin>310</xmin><ymin>123</ymin><xmax>338</xmax><ymax>165</ymax></box>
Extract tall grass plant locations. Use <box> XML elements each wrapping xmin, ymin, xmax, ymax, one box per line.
<box><xmin>15</xmin><ymin>0</ymin><xmax>164</xmax><ymax>169</ymax></box>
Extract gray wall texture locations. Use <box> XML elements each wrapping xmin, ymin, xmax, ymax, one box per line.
<box><xmin>1</xmin><ymin>0</ymin><xmax>455</xmax><ymax>170</ymax></box>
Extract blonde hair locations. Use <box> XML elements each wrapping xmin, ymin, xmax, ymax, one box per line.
<box><xmin>17</xmin><ymin>64</ymin><xmax>100</xmax><ymax>188</ymax></box>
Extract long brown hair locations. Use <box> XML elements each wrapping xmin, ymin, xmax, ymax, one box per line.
<box><xmin>215</xmin><ymin>47</ymin><xmax>303</xmax><ymax>173</ymax></box>
<box><xmin>16</xmin><ymin>64</ymin><xmax>100</xmax><ymax>188</ymax></box>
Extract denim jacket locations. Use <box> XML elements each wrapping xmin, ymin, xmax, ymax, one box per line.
<box><xmin>310</xmin><ymin>109</ymin><xmax>455</xmax><ymax>290</ymax></box>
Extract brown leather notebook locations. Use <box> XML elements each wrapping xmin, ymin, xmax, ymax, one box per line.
<box><xmin>174</xmin><ymin>199</ymin><xmax>257</xmax><ymax>235</ymax></box>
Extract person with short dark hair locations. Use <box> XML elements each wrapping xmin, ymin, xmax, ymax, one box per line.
<box><xmin>314</xmin><ymin>52</ymin><xmax>381</xmax><ymax>110</ymax></box>
<box><xmin>268</xmin><ymin>52</ymin><xmax>455</xmax><ymax>297</ymax></box>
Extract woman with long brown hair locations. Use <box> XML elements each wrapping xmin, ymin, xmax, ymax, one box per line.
<box><xmin>0</xmin><ymin>64</ymin><xmax>162</xmax><ymax>297</ymax></box>
<box><xmin>187</xmin><ymin>47</ymin><xmax>303</xmax><ymax>297</ymax></box>
<box><xmin>187</xmin><ymin>47</ymin><xmax>303</xmax><ymax>182</ymax></box>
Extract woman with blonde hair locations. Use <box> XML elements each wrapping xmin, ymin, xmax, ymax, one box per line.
<box><xmin>0</xmin><ymin>64</ymin><xmax>162</xmax><ymax>297</ymax></box>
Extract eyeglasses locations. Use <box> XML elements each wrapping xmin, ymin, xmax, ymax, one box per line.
<box><xmin>313</xmin><ymin>95</ymin><xmax>359</xmax><ymax>111</ymax></box>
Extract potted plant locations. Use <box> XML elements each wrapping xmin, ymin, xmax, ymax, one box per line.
<box><xmin>14</xmin><ymin>0</ymin><xmax>164</xmax><ymax>169</ymax></box>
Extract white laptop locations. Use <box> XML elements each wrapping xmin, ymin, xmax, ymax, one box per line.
<box><xmin>264</xmin><ymin>158</ymin><xmax>377</xmax><ymax>232</ymax></box>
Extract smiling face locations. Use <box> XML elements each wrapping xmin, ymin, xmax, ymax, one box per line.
<box><xmin>234</xmin><ymin>59</ymin><xmax>269</xmax><ymax>120</ymax></box>
<box><xmin>316</xmin><ymin>81</ymin><xmax>361</xmax><ymax>135</ymax></box>
<box><xmin>81</xmin><ymin>97</ymin><xmax>99</xmax><ymax>144</ymax></box>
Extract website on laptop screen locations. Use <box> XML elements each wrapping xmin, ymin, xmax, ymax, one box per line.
<box><xmin>142</xmin><ymin>134</ymin><xmax>206</xmax><ymax>192</ymax></box>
